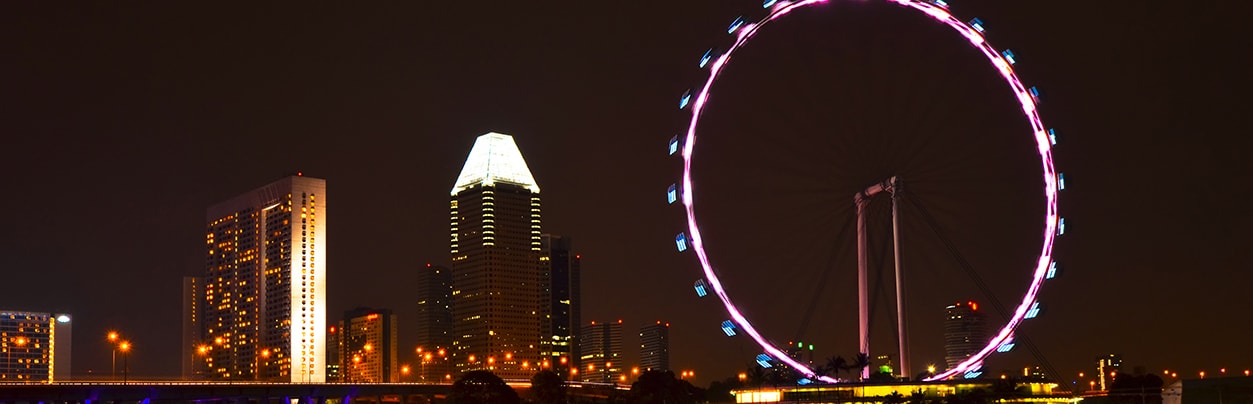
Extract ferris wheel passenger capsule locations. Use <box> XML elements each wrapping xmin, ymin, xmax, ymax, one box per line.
<box><xmin>1058</xmin><ymin>173</ymin><xmax>1066</xmax><ymax>190</ymax></box>
<box><xmin>721</xmin><ymin>320</ymin><xmax>738</xmax><ymax>336</ymax></box>
<box><xmin>1022</xmin><ymin>303</ymin><xmax>1042</xmax><ymax>318</ymax></box>
<box><xmin>1057</xmin><ymin>218</ymin><xmax>1065</xmax><ymax>235</ymax></box>
<box><xmin>756</xmin><ymin>354</ymin><xmax>774</xmax><ymax>368</ymax></box>
<box><xmin>728</xmin><ymin>16</ymin><xmax>746</xmax><ymax>34</ymax></box>
<box><xmin>675</xmin><ymin>233</ymin><xmax>690</xmax><ymax>252</ymax></box>
<box><xmin>1001</xmin><ymin>50</ymin><xmax>1017</xmax><ymax>65</ymax></box>
<box><xmin>1046</xmin><ymin>261</ymin><xmax>1060</xmax><ymax>279</ymax></box>
<box><xmin>668</xmin><ymin>184</ymin><xmax>678</xmax><ymax>204</ymax></box>
<box><xmin>679</xmin><ymin>90</ymin><xmax>693</xmax><ymax>109</ymax></box>
<box><xmin>699</xmin><ymin>49</ymin><xmax>715</xmax><ymax>68</ymax></box>
<box><xmin>762</xmin><ymin>0</ymin><xmax>778</xmax><ymax>8</ymax></box>
<box><xmin>968</xmin><ymin>18</ymin><xmax>986</xmax><ymax>33</ymax></box>
<box><xmin>694</xmin><ymin>279</ymin><xmax>709</xmax><ymax>297</ymax></box>
<box><xmin>669</xmin><ymin>135</ymin><xmax>680</xmax><ymax>155</ymax></box>
<box><xmin>932</xmin><ymin>0</ymin><xmax>949</xmax><ymax>9</ymax></box>
<box><xmin>1048</xmin><ymin>129</ymin><xmax>1058</xmax><ymax>145</ymax></box>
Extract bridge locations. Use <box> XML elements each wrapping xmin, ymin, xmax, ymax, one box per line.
<box><xmin>0</xmin><ymin>382</ymin><xmax>451</xmax><ymax>404</ymax></box>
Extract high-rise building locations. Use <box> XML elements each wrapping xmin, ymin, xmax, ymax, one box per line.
<box><xmin>639</xmin><ymin>321</ymin><xmax>670</xmax><ymax>372</ymax></box>
<box><xmin>449</xmin><ymin>132</ymin><xmax>544</xmax><ymax>379</ymax></box>
<box><xmin>415</xmin><ymin>263</ymin><xmax>453</xmax><ymax>380</ymax></box>
<box><xmin>203</xmin><ymin>175</ymin><xmax>326</xmax><ymax>382</ymax></box>
<box><xmin>1</xmin><ymin>311</ymin><xmax>71</xmax><ymax>382</ymax></box>
<box><xmin>337</xmin><ymin>308</ymin><xmax>399</xmax><ymax>383</ymax></box>
<box><xmin>1097</xmin><ymin>353</ymin><xmax>1122</xmax><ymax>391</ymax></box>
<box><xmin>183</xmin><ymin>276</ymin><xmax>203</xmax><ymax>379</ymax></box>
<box><xmin>326</xmin><ymin>325</ymin><xmax>342</xmax><ymax>382</ymax></box>
<box><xmin>579</xmin><ymin>320</ymin><xmax>623</xmax><ymax>383</ymax></box>
<box><xmin>943</xmin><ymin>301</ymin><xmax>985</xmax><ymax>370</ymax></box>
<box><xmin>542</xmin><ymin>235</ymin><xmax>581</xmax><ymax>368</ymax></box>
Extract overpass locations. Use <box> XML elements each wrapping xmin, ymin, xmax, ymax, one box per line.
<box><xmin>0</xmin><ymin>382</ymin><xmax>451</xmax><ymax>404</ymax></box>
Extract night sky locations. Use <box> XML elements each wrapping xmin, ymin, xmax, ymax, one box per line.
<box><xmin>2</xmin><ymin>0</ymin><xmax>1250</xmax><ymax>386</ymax></box>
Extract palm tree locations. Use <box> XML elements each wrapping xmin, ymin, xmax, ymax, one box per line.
<box><xmin>824</xmin><ymin>356</ymin><xmax>849</xmax><ymax>381</ymax></box>
<box><xmin>852</xmin><ymin>353</ymin><xmax>871</xmax><ymax>379</ymax></box>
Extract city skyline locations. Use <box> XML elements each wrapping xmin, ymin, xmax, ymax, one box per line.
<box><xmin>2</xmin><ymin>0</ymin><xmax>1250</xmax><ymax>387</ymax></box>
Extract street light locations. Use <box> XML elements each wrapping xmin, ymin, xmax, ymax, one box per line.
<box><xmin>107</xmin><ymin>331</ymin><xmax>120</xmax><ymax>381</ymax></box>
<box><xmin>118</xmin><ymin>341</ymin><xmax>132</xmax><ymax>384</ymax></box>
<box><xmin>195</xmin><ymin>344</ymin><xmax>210</xmax><ymax>379</ymax></box>
<box><xmin>8</xmin><ymin>336</ymin><xmax>28</xmax><ymax>381</ymax></box>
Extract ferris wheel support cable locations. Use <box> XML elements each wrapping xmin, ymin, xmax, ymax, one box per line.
<box><xmin>902</xmin><ymin>192</ymin><xmax>1064</xmax><ymax>385</ymax></box>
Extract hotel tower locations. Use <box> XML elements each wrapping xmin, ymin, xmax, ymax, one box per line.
<box><xmin>202</xmin><ymin>175</ymin><xmax>326</xmax><ymax>382</ymax></box>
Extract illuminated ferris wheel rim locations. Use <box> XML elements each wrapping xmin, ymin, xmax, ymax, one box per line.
<box><xmin>678</xmin><ymin>0</ymin><xmax>1060</xmax><ymax>383</ymax></box>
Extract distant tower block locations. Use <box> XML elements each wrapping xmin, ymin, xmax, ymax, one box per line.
<box><xmin>944</xmin><ymin>301</ymin><xmax>985</xmax><ymax>370</ymax></box>
<box><xmin>640</xmin><ymin>321</ymin><xmax>670</xmax><ymax>372</ymax></box>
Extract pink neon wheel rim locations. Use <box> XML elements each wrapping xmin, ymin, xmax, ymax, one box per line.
<box><xmin>680</xmin><ymin>0</ymin><xmax>1059</xmax><ymax>382</ymax></box>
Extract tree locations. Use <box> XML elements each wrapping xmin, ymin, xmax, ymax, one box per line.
<box><xmin>825</xmin><ymin>356</ymin><xmax>849</xmax><ymax>380</ymax></box>
<box><xmin>629</xmin><ymin>370</ymin><xmax>701</xmax><ymax>404</ymax></box>
<box><xmin>448</xmin><ymin>370</ymin><xmax>520</xmax><ymax>404</ymax></box>
<box><xmin>530</xmin><ymin>370</ymin><xmax>566</xmax><ymax>404</ymax></box>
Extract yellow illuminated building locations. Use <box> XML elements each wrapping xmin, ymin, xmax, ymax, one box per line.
<box><xmin>201</xmin><ymin>175</ymin><xmax>326</xmax><ymax>382</ymax></box>
<box><xmin>336</xmin><ymin>308</ymin><xmax>398</xmax><ymax>383</ymax></box>
<box><xmin>1</xmin><ymin>311</ymin><xmax>71</xmax><ymax>382</ymax></box>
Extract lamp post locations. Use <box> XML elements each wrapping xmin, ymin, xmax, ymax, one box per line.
<box><xmin>8</xmin><ymin>336</ymin><xmax>28</xmax><ymax>381</ymax></box>
<box><xmin>107</xmin><ymin>331</ymin><xmax>120</xmax><ymax>381</ymax></box>
<box><xmin>118</xmin><ymin>341</ymin><xmax>131</xmax><ymax>384</ymax></box>
<box><xmin>192</xmin><ymin>343</ymin><xmax>207</xmax><ymax>378</ymax></box>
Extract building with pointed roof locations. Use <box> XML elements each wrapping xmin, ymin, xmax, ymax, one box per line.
<box><xmin>449</xmin><ymin>132</ymin><xmax>544</xmax><ymax>379</ymax></box>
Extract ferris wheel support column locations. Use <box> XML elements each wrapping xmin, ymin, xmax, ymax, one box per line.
<box><xmin>891</xmin><ymin>178</ymin><xmax>909</xmax><ymax>380</ymax></box>
<box><xmin>854</xmin><ymin>177</ymin><xmax>895</xmax><ymax>380</ymax></box>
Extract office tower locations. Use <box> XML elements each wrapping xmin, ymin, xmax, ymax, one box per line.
<box><xmin>204</xmin><ymin>174</ymin><xmax>326</xmax><ymax>382</ymax></box>
<box><xmin>326</xmin><ymin>325</ymin><xmax>341</xmax><ymax>382</ymax></box>
<box><xmin>943</xmin><ymin>301</ymin><xmax>985</xmax><ymax>370</ymax></box>
<box><xmin>415</xmin><ymin>263</ymin><xmax>453</xmax><ymax>380</ymax></box>
<box><xmin>1097</xmin><ymin>354</ymin><xmax>1122</xmax><ymax>391</ymax></box>
<box><xmin>337</xmin><ymin>308</ymin><xmax>399</xmax><ymax>383</ymax></box>
<box><xmin>639</xmin><ymin>321</ymin><xmax>670</xmax><ymax>372</ymax></box>
<box><xmin>183</xmin><ymin>276</ymin><xmax>203</xmax><ymax>379</ymax></box>
<box><xmin>0</xmin><ymin>311</ymin><xmax>71</xmax><ymax>382</ymax></box>
<box><xmin>579</xmin><ymin>320</ymin><xmax>623</xmax><ymax>383</ymax></box>
<box><xmin>449</xmin><ymin>132</ymin><xmax>543</xmax><ymax>379</ymax></box>
<box><xmin>542</xmin><ymin>235</ymin><xmax>581</xmax><ymax>368</ymax></box>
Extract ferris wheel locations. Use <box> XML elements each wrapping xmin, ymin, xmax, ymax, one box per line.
<box><xmin>668</xmin><ymin>0</ymin><xmax>1063</xmax><ymax>383</ymax></box>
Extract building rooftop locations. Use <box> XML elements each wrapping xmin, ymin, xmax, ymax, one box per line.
<box><xmin>451</xmin><ymin>132</ymin><xmax>540</xmax><ymax>195</ymax></box>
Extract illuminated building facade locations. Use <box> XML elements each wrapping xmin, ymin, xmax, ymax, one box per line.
<box><xmin>0</xmin><ymin>311</ymin><xmax>71</xmax><ymax>382</ymax></box>
<box><xmin>416</xmin><ymin>263</ymin><xmax>453</xmax><ymax>380</ymax></box>
<box><xmin>1097</xmin><ymin>353</ymin><xmax>1122</xmax><ymax>391</ymax></box>
<box><xmin>943</xmin><ymin>301</ymin><xmax>985</xmax><ymax>370</ymax></box>
<box><xmin>204</xmin><ymin>175</ymin><xmax>326</xmax><ymax>382</ymax></box>
<box><xmin>639</xmin><ymin>321</ymin><xmax>670</xmax><ymax>372</ymax></box>
<box><xmin>579</xmin><ymin>320</ymin><xmax>622</xmax><ymax>383</ymax></box>
<box><xmin>337</xmin><ymin>308</ymin><xmax>398</xmax><ymax>383</ymax></box>
<box><xmin>450</xmin><ymin>132</ymin><xmax>544</xmax><ymax>379</ymax></box>
<box><xmin>326</xmin><ymin>325</ymin><xmax>341</xmax><ymax>382</ymax></box>
<box><xmin>541</xmin><ymin>235</ymin><xmax>581</xmax><ymax>368</ymax></box>
<box><xmin>183</xmin><ymin>276</ymin><xmax>202</xmax><ymax>379</ymax></box>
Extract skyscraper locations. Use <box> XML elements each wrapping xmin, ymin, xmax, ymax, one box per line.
<box><xmin>579</xmin><ymin>320</ymin><xmax>623</xmax><ymax>383</ymax></box>
<box><xmin>337</xmin><ymin>308</ymin><xmax>398</xmax><ymax>383</ymax></box>
<box><xmin>204</xmin><ymin>175</ymin><xmax>326</xmax><ymax>382</ymax></box>
<box><xmin>541</xmin><ymin>235</ymin><xmax>581</xmax><ymax>368</ymax></box>
<box><xmin>1097</xmin><ymin>353</ymin><xmax>1122</xmax><ymax>391</ymax></box>
<box><xmin>639</xmin><ymin>321</ymin><xmax>670</xmax><ymax>372</ymax></box>
<box><xmin>416</xmin><ymin>263</ymin><xmax>453</xmax><ymax>380</ymax></box>
<box><xmin>1</xmin><ymin>310</ymin><xmax>71</xmax><ymax>382</ymax></box>
<box><xmin>450</xmin><ymin>132</ymin><xmax>543</xmax><ymax>379</ymax></box>
<box><xmin>943</xmin><ymin>301</ymin><xmax>985</xmax><ymax>371</ymax></box>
